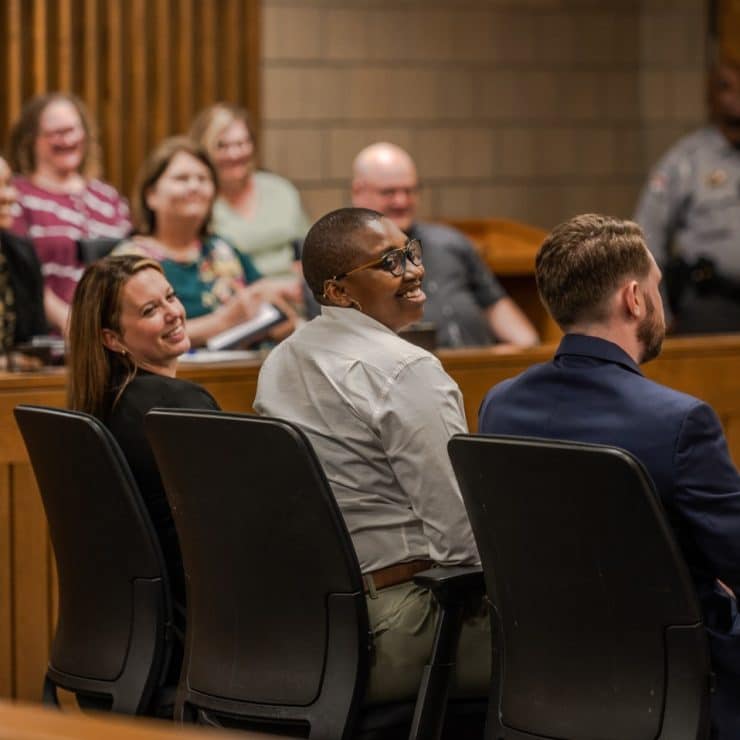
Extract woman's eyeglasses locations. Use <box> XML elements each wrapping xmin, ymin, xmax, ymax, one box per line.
<box><xmin>331</xmin><ymin>239</ymin><xmax>423</xmax><ymax>281</ymax></box>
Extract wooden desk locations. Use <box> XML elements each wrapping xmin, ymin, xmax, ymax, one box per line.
<box><xmin>2</xmin><ymin>335</ymin><xmax>740</xmax><ymax>702</ymax></box>
<box><xmin>0</xmin><ymin>699</ymin><xmax>281</xmax><ymax>739</ymax></box>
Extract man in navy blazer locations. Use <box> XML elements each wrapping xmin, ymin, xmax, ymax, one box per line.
<box><xmin>479</xmin><ymin>213</ymin><xmax>740</xmax><ymax>740</ymax></box>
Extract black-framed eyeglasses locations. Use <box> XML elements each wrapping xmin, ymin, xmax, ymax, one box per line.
<box><xmin>331</xmin><ymin>239</ymin><xmax>423</xmax><ymax>281</ymax></box>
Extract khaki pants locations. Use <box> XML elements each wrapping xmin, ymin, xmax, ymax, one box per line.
<box><xmin>363</xmin><ymin>580</ymin><xmax>491</xmax><ymax>705</ymax></box>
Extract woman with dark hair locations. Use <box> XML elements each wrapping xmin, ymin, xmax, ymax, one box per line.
<box><xmin>114</xmin><ymin>136</ymin><xmax>293</xmax><ymax>346</ymax></box>
<box><xmin>68</xmin><ymin>255</ymin><xmax>219</xmax><ymax>602</ymax></box>
<box><xmin>189</xmin><ymin>103</ymin><xmax>308</xmax><ymax>294</ymax></box>
<box><xmin>9</xmin><ymin>92</ymin><xmax>130</xmax><ymax>333</ymax></box>
<box><xmin>0</xmin><ymin>155</ymin><xmax>47</xmax><ymax>352</ymax></box>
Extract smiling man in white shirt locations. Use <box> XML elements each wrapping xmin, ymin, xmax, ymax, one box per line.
<box><xmin>254</xmin><ymin>207</ymin><xmax>488</xmax><ymax>704</ymax></box>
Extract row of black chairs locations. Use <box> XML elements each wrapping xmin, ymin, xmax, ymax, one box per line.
<box><xmin>14</xmin><ymin>405</ymin><xmax>711</xmax><ymax>739</ymax></box>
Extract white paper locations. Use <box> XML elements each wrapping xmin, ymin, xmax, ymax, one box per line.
<box><xmin>178</xmin><ymin>349</ymin><xmax>261</xmax><ymax>364</ymax></box>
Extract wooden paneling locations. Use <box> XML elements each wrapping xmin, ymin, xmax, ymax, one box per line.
<box><xmin>718</xmin><ymin>0</ymin><xmax>740</xmax><ymax>64</ymax></box>
<box><xmin>0</xmin><ymin>0</ymin><xmax>260</xmax><ymax>198</ymax></box>
<box><xmin>11</xmin><ymin>465</ymin><xmax>50</xmax><ymax>701</ymax></box>
<box><xmin>0</xmin><ymin>466</ymin><xmax>13</xmax><ymax>698</ymax></box>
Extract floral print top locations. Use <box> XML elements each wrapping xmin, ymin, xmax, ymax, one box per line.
<box><xmin>113</xmin><ymin>234</ymin><xmax>262</xmax><ymax>319</ymax></box>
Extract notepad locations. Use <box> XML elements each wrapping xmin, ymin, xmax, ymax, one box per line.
<box><xmin>179</xmin><ymin>349</ymin><xmax>261</xmax><ymax>364</ymax></box>
<box><xmin>205</xmin><ymin>303</ymin><xmax>285</xmax><ymax>351</ymax></box>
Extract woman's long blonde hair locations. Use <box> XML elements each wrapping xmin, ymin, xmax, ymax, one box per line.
<box><xmin>67</xmin><ymin>255</ymin><xmax>163</xmax><ymax>418</ymax></box>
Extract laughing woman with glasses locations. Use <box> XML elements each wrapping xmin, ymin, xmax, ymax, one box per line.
<box><xmin>189</xmin><ymin>103</ymin><xmax>309</xmax><ymax>303</ymax></box>
<box><xmin>113</xmin><ymin>137</ymin><xmax>296</xmax><ymax>347</ymax></box>
<box><xmin>8</xmin><ymin>93</ymin><xmax>131</xmax><ymax>334</ymax></box>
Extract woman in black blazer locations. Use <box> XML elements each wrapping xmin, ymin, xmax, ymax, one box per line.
<box><xmin>67</xmin><ymin>255</ymin><xmax>219</xmax><ymax>605</ymax></box>
<box><xmin>0</xmin><ymin>156</ymin><xmax>46</xmax><ymax>347</ymax></box>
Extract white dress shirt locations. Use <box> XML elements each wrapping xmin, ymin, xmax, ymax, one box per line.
<box><xmin>254</xmin><ymin>306</ymin><xmax>479</xmax><ymax>572</ymax></box>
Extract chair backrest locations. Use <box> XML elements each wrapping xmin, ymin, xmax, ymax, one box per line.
<box><xmin>14</xmin><ymin>405</ymin><xmax>172</xmax><ymax>712</ymax></box>
<box><xmin>76</xmin><ymin>237</ymin><xmax>120</xmax><ymax>264</ymax></box>
<box><xmin>144</xmin><ymin>409</ymin><xmax>369</xmax><ymax>737</ymax></box>
<box><xmin>448</xmin><ymin>434</ymin><xmax>710</xmax><ymax>740</ymax></box>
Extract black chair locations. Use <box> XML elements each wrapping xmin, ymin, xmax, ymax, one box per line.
<box><xmin>14</xmin><ymin>405</ymin><xmax>176</xmax><ymax>715</ymax></box>
<box><xmin>144</xmin><ymin>409</ymin><xmax>484</xmax><ymax>739</ymax></box>
<box><xmin>448</xmin><ymin>434</ymin><xmax>711</xmax><ymax>740</ymax></box>
<box><xmin>76</xmin><ymin>237</ymin><xmax>121</xmax><ymax>264</ymax></box>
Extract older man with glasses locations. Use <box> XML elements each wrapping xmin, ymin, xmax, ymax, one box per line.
<box><xmin>351</xmin><ymin>141</ymin><xmax>539</xmax><ymax>349</ymax></box>
<box><xmin>255</xmin><ymin>207</ymin><xmax>489</xmax><ymax>705</ymax></box>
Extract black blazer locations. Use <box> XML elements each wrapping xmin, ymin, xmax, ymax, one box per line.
<box><xmin>105</xmin><ymin>371</ymin><xmax>220</xmax><ymax>604</ymax></box>
<box><xmin>0</xmin><ymin>230</ymin><xmax>47</xmax><ymax>342</ymax></box>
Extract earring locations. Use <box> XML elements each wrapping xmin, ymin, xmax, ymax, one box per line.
<box><xmin>348</xmin><ymin>297</ymin><xmax>363</xmax><ymax>312</ymax></box>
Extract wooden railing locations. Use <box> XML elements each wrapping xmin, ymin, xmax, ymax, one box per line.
<box><xmin>2</xmin><ymin>335</ymin><xmax>740</xmax><ymax>701</ymax></box>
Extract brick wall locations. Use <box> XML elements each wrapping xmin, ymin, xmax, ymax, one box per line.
<box><xmin>260</xmin><ymin>0</ymin><xmax>707</xmax><ymax>229</ymax></box>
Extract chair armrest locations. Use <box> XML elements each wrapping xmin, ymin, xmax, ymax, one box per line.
<box><xmin>172</xmin><ymin>601</ymin><xmax>186</xmax><ymax>643</ymax></box>
<box><xmin>413</xmin><ymin>565</ymin><xmax>484</xmax><ymax>606</ymax></box>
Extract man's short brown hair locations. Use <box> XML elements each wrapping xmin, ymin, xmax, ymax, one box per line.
<box><xmin>536</xmin><ymin>214</ymin><xmax>651</xmax><ymax>329</ymax></box>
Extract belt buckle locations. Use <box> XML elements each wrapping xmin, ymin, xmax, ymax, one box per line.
<box><xmin>363</xmin><ymin>573</ymin><xmax>379</xmax><ymax>599</ymax></box>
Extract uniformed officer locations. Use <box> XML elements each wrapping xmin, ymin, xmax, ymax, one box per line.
<box><xmin>634</xmin><ymin>62</ymin><xmax>740</xmax><ymax>333</ymax></box>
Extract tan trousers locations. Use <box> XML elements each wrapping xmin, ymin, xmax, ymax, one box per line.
<box><xmin>363</xmin><ymin>580</ymin><xmax>491</xmax><ymax>705</ymax></box>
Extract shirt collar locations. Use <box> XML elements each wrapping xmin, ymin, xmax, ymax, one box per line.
<box><xmin>554</xmin><ymin>333</ymin><xmax>644</xmax><ymax>376</ymax></box>
<box><xmin>708</xmin><ymin>124</ymin><xmax>739</xmax><ymax>157</ymax></box>
<box><xmin>320</xmin><ymin>304</ymin><xmax>400</xmax><ymax>338</ymax></box>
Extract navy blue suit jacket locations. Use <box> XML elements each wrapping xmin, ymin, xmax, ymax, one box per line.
<box><xmin>480</xmin><ymin>333</ymin><xmax>740</xmax><ymax>595</ymax></box>
<box><xmin>479</xmin><ymin>334</ymin><xmax>740</xmax><ymax>735</ymax></box>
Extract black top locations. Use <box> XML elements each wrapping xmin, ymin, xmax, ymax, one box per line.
<box><xmin>105</xmin><ymin>370</ymin><xmax>220</xmax><ymax>603</ymax></box>
<box><xmin>0</xmin><ymin>229</ymin><xmax>47</xmax><ymax>342</ymax></box>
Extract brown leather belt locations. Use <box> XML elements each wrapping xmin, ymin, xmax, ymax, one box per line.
<box><xmin>363</xmin><ymin>559</ymin><xmax>433</xmax><ymax>593</ymax></box>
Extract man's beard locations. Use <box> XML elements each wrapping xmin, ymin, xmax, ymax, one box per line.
<box><xmin>637</xmin><ymin>293</ymin><xmax>665</xmax><ymax>364</ymax></box>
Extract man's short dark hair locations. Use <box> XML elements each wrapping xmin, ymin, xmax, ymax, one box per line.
<box><xmin>303</xmin><ymin>207</ymin><xmax>384</xmax><ymax>302</ymax></box>
<box><xmin>536</xmin><ymin>214</ymin><xmax>651</xmax><ymax>329</ymax></box>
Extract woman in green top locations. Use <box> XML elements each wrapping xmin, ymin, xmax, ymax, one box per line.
<box><xmin>189</xmin><ymin>104</ymin><xmax>308</xmax><ymax>298</ymax></box>
<box><xmin>114</xmin><ymin>137</ymin><xmax>293</xmax><ymax>347</ymax></box>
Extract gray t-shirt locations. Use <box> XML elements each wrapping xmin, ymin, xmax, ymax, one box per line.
<box><xmin>407</xmin><ymin>221</ymin><xmax>506</xmax><ymax>348</ymax></box>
